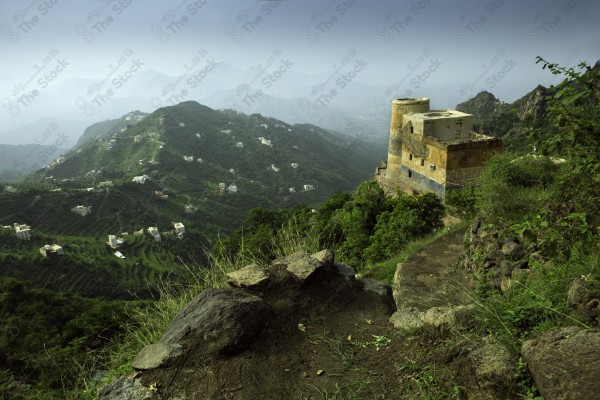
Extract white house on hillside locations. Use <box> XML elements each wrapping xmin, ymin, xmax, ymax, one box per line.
<box><xmin>40</xmin><ymin>244</ymin><xmax>63</xmax><ymax>257</ymax></box>
<box><xmin>258</xmin><ymin>137</ymin><xmax>272</xmax><ymax>146</ymax></box>
<box><xmin>147</xmin><ymin>227</ymin><xmax>161</xmax><ymax>242</ymax></box>
<box><xmin>14</xmin><ymin>223</ymin><xmax>31</xmax><ymax>240</ymax></box>
<box><xmin>107</xmin><ymin>235</ymin><xmax>118</xmax><ymax>249</ymax></box>
<box><xmin>227</xmin><ymin>184</ymin><xmax>238</xmax><ymax>193</ymax></box>
<box><xmin>173</xmin><ymin>222</ymin><xmax>185</xmax><ymax>239</ymax></box>
<box><xmin>71</xmin><ymin>205</ymin><xmax>92</xmax><ymax>217</ymax></box>
<box><xmin>132</xmin><ymin>175</ymin><xmax>149</xmax><ymax>184</ymax></box>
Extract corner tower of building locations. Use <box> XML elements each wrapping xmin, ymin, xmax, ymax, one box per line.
<box><xmin>387</xmin><ymin>97</ymin><xmax>430</xmax><ymax>180</ymax></box>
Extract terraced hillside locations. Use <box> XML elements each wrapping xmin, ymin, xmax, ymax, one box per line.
<box><xmin>0</xmin><ymin>227</ymin><xmax>189</xmax><ymax>299</ymax></box>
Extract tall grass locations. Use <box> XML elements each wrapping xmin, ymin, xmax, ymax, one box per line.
<box><xmin>473</xmin><ymin>246</ymin><xmax>599</xmax><ymax>352</ymax></box>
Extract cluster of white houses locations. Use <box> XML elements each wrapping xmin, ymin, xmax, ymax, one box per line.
<box><xmin>109</xmin><ymin>222</ymin><xmax>185</xmax><ymax>249</ymax></box>
<box><xmin>3</xmin><ymin>220</ymin><xmax>186</xmax><ymax>260</ymax></box>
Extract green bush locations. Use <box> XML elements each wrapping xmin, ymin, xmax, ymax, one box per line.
<box><xmin>477</xmin><ymin>153</ymin><xmax>561</xmax><ymax>224</ymax></box>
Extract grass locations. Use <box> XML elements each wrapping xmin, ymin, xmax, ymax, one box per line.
<box><xmin>472</xmin><ymin>247</ymin><xmax>598</xmax><ymax>352</ymax></box>
<box><xmin>308</xmin><ymin>332</ymin><xmax>357</xmax><ymax>373</ymax></box>
<box><xmin>302</xmin><ymin>379</ymin><xmax>371</xmax><ymax>400</ymax></box>
<box><xmin>396</xmin><ymin>357</ymin><xmax>462</xmax><ymax>400</ymax></box>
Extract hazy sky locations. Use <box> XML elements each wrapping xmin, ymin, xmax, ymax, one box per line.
<box><xmin>1</xmin><ymin>0</ymin><xmax>598</xmax><ymax>140</ymax></box>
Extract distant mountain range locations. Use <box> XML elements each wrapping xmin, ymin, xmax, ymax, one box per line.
<box><xmin>0</xmin><ymin>61</ymin><xmax>459</xmax><ymax>146</ymax></box>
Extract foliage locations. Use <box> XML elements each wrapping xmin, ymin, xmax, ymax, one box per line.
<box><xmin>334</xmin><ymin>181</ymin><xmax>391</xmax><ymax>267</ymax></box>
<box><xmin>445</xmin><ymin>184</ymin><xmax>478</xmax><ymax>217</ymax></box>
<box><xmin>526</xmin><ymin>58</ymin><xmax>600</xmax><ymax>258</ymax></box>
<box><xmin>363</xmin><ymin>192</ymin><xmax>444</xmax><ymax>264</ymax></box>
<box><xmin>0</xmin><ymin>277</ymin><xmax>130</xmax><ymax>399</ymax></box>
<box><xmin>476</xmin><ymin>152</ymin><xmax>561</xmax><ymax>224</ymax></box>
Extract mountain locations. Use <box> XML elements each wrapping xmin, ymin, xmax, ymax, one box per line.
<box><xmin>0</xmin><ymin>144</ymin><xmax>68</xmax><ymax>182</ymax></box>
<box><xmin>457</xmin><ymin>62</ymin><xmax>600</xmax><ymax>152</ymax></box>
<box><xmin>457</xmin><ymin>86</ymin><xmax>548</xmax><ymax>152</ymax></box>
<box><xmin>0</xmin><ymin>101</ymin><xmax>385</xmax><ymax>297</ymax></box>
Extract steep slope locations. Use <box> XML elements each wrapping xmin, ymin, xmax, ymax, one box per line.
<box><xmin>73</xmin><ymin>110</ymin><xmax>149</xmax><ymax>148</ymax></box>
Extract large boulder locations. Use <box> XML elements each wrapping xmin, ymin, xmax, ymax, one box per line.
<box><xmin>567</xmin><ymin>275</ymin><xmax>600</xmax><ymax>310</ymax></box>
<box><xmin>522</xmin><ymin>326</ymin><xmax>600</xmax><ymax>400</ymax></box>
<box><xmin>422</xmin><ymin>304</ymin><xmax>475</xmax><ymax>336</ymax></box>
<box><xmin>468</xmin><ymin>338</ymin><xmax>516</xmax><ymax>399</ymax></box>
<box><xmin>160</xmin><ymin>288</ymin><xmax>272</xmax><ymax>355</ymax></box>
<box><xmin>392</xmin><ymin>228</ymin><xmax>473</xmax><ymax>311</ymax></box>
<box><xmin>389</xmin><ymin>307</ymin><xmax>424</xmax><ymax>332</ymax></box>
<box><xmin>311</xmin><ymin>249</ymin><xmax>334</xmax><ymax>267</ymax></box>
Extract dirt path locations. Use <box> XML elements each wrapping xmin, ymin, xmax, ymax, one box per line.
<box><xmin>393</xmin><ymin>228</ymin><xmax>474</xmax><ymax>311</ymax></box>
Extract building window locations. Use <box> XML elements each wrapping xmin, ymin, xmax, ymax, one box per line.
<box><xmin>420</xmin><ymin>159</ymin><xmax>425</xmax><ymax>166</ymax></box>
<box><xmin>410</xmin><ymin>125</ymin><xmax>414</xmax><ymax>133</ymax></box>
<box><xmin>409</xmin><ymin>154</ymin><xmax>413</xmax><ymax>161</ymax></box>
<box><xmin>408</xmin><ymin>170</ymin><xmax>412</xmax><ymax>178</ymax></box>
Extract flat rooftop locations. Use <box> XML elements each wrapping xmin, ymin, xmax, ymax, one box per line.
<box><xmin>407</xmin><ymin>109</ymin><xmax>471</xmax><ymax>120</ymax></box>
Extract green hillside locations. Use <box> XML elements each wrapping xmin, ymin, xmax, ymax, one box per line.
<box><xmin>11</xmin><ymin>101</ymin><xmax>384</xmax><ymax>239</ymax></box>
<box><xmin>0</xmin><ymin>101</ymin><xmax>385</xmax><ymax>299</ymax></box>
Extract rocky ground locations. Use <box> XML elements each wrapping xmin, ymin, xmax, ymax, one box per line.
<box><xmin>99</xmin><ymin>226</ymin><xmax>600</xmax><ymax>400</ymax></box>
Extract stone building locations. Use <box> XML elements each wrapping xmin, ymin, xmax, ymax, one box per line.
<box><xmin>377</xmin><ymin>97</ymin><xmax>502</xmax><ymax>197</ymax></box>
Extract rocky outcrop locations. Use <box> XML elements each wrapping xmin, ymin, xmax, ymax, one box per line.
<box><xmin>99</xmin><ymin>250</ymin><xmax>396</xmax><ymax>400</ymax></box>
<box><xmin>274</xmin><ymin>252</ymin><xmax>323</xmax><ymax>282</ymax></box>
<box><xmin>226</xmin><ymin>263</ymin><xmax>270</xmax><ymax>289</ymax></box>
<box><xmin>522</xmin><ymin>326</ymin><xmax>600</xmax><ymax>400</ymax></box>
<box><xmin>462</xmin><ymin>220</ymin><xmax>540</xmax><ymax>293</ymax></box>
